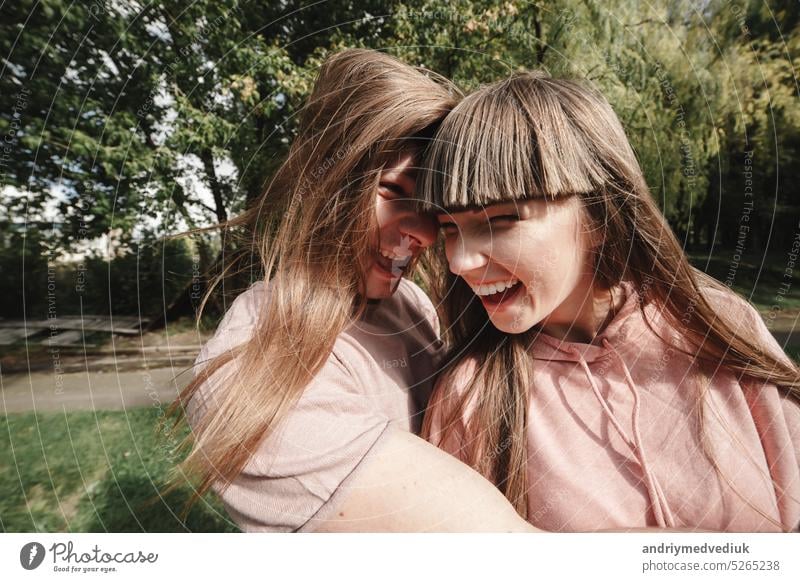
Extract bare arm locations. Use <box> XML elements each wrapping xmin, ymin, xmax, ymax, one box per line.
<box><xmin>312</xmin><ymin>429</ymin><xmax>713</xmax><ymax>533</ymax></box>
<box><xmin>313</xmin><ymin>429</ymin><xmax>540</xmax><ymax>532</ymax></box>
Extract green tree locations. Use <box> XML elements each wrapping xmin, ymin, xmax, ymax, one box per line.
<box><xmin>2</xmin><ymin>0</ymin><xmax>798</xmax><ymax>319</ymax></box>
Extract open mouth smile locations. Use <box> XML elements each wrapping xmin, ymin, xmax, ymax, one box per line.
<box><xmin>373</xmin><ymin>249</ymin><xmax>413</xmax><ymax>278</ymax></box>
<box><xmin>468</xmin><ymin>278</ymin><xmax>524</xmax><ymax>308</ymax></box>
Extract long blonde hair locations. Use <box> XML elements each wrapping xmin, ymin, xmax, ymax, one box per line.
<box><xmin>164</xmin><ymin>49</ymin><xmax>459</xmax><ymax>512</ymax></box>
<box><xmin>417</xmin><ymin>71</ymin><xmax>800</xmax><ymax>520</ymax></box>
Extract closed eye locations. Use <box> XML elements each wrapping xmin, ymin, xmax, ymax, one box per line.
<box><xmin>379</xmin><ymin>182</ymin><xmax>407</xmax><ymax>199</ymax></box>
<box><xmin>489</xmin><ymin>214</ymin><xmax>520</xmax><ymax>224</ymax></box>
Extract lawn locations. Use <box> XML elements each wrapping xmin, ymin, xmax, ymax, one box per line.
<box><xmin>690</xmin><ymin>252</ymin><xmax>800</xmax><ymax>311</ymax></box>
<box><xmin>0</xmin><ymin>408</ymin><xmax>238</xmax><ymax>532</ymax></box>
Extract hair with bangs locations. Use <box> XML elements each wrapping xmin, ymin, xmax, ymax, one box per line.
<box><xmin>418</xmin><ymin>70</ymin><xmax>640</xmax><ymax>212</ymax></box>
<box><xmin>419</xmin><ymin>71</ymin><xmax>800</xmax><ymax>528</ymax></box>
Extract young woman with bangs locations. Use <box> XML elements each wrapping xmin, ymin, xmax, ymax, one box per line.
<box><xmin>419</xmin><ymin>72</ymin><xmax>800</xmax><ymax>532</ymax></box>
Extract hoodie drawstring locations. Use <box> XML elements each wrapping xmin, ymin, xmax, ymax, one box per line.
<box><xmin>569</xmin><ymin>340</ymin><xmax>677</xmax><ymax>528</ymax></box>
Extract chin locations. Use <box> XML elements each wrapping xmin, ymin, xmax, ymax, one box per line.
<box><xmin>492</xmin><ymin>322</ymin><xmax>527</xmax><ymax>335</ymax></box>
<box><xmin>489</xmin><ymin>313</ymin><xmax>536</xmax><ymax>335</ymax></box>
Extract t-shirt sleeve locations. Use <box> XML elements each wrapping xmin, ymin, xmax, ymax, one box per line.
<box><xmin>211</xmin><ymin>353</ymin><xmax>392</xmax><ymax>533</ymax></box>
<box><xmin>780</xmin><ymin>393</ymin><xmax>800</xmax><ymax>465</ymax></box>
<box><xmin>186</xmin><ymin>283</ymin><xmax>392</xmax><ymax>533</ymax></box>
<box><xmin>744</xmin><ymin>383</ymin><xmax>800</xmax><ymax>531</ymax></box>
<box><xmin>745</xmin><ymin>307</ymin><xmax>795</xmax><ymax>369</ymax></box>
<box><xmin>187</xmin><ymin>283</ymin><xmax>265</xmax><ymax>424</ymax></box>
<box><xmin>779</xmin><ymin>392</ymin><xmax>800</xmax><ymax>532</ymax></box>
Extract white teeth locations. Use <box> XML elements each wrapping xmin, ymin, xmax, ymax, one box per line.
<box><xmin>379</xmin><ymin>249</ymin><xmax>412</xmax><ymax>265</ymax></box>
<box><xmin>470</xmin><ymin>279</ymin><xmax>519</xmax><ymax>296</ymax></box>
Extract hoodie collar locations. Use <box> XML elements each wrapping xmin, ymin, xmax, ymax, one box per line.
<box><xmin>529</xmin><ymin>281</ymin><xmax>645</xmax><ymax>363</ymax></box>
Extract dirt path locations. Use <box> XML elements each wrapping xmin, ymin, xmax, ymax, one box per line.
<box><xmin>1</xmin><ymin>325</ymin><xmax>204</xmax><ymax>413</ymax></box>
<box><xmin>1</xmin><ymin>365</ymin><xmax>192</xmax><ymax>413</ymax></box>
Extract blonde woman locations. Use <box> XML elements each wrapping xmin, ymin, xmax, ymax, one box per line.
<box><xmin>167</xmin><ymin>49</ymin><xmax>536</xmax><ymax>532</ymax></box>
<box><xmin>419</xmin><ymin>72</ymin><xmax>800</xmax><ymax>531</ymax></box>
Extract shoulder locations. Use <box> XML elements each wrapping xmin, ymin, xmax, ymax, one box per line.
<box><xmin>699</xmin><ymin>283</ymin><xmax>768</xmax><ymax>338</ymax></box>
<box><xmin>395</xmin><ymin>276</ymin><xmax>433</xmax><ymax>307</ymax></box>
<box><xmin>193</xmin><ymin>280</ymin><xmax>269</xmax><ymax>381</ymax></box>
<box><xmin>440</xmin><ymin>356</ymin><xmax>480</xmax><ymax>394</ymax></box>
<box><xmin>700</xmin><ymin>283</ymin><xmax>759</xmax><ymax>320</ymax></box>
<box><xmin>424</xmin><ymin>355</ymin><xmax>481</xmax><ymax>453</ymax></box>
<box><xmin>216</xmin><ymin>280</ymin><xmax>269</xmax><ymax>331</ymax></box>
<box><xmin>700</xmin><ymin>281</ymin><xmax>795</xmax><ymax>368</ymax></box>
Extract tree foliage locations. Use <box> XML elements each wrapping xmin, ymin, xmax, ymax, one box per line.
<box><xmin>1</xmin><ymin>0</ymin><xmax>797</xmax><ymax>318</ymax></box>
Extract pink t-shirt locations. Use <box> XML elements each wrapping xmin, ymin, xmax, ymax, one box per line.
<box><xmin>426</xmin><ymin>282</ymin><xmax>800</xmax><ymax>532</ymax></box>
<box><xmin>187</xmin><ymin>277</ymin><xmax>444</xmax><ymax>532</ymax></box>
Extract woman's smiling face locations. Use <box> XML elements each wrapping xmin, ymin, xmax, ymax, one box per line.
<box><xmin>438</xmin><ymin>196</ymin><xmax>596</xmax><ymax>335</ymax></box>
<box><xmin>365</xmin><ymin>153</ymin><xmax>438</xmax><ymax>299</ymax></box>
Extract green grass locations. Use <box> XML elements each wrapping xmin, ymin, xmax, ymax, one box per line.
<box><xmin>690</xmin><ymin>252</ymin><xmax>800</xmax><ymax>311</ymax></box>
<box><xmin>0</xmin><ymin>408</ymin><xmax>239</xmax><ymax>532</ymax></box>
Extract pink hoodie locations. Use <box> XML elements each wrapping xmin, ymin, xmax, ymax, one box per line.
<box><xmin>426</xmin><ymin>282</ymin><xmax>800</xmax><ymax>532</ymax></box>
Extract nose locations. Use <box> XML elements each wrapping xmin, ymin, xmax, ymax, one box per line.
<box><xmin>399</xmin><ymin>211</ymin><xmax>438</xmax><ymax>250</ymax></box>
<box><xmin>445</xmin><ymin>233</ymin><xmax>489</xmax><ymax>276</ymax></box>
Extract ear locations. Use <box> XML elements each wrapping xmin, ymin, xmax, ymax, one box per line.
<box><xmin>576</xmin><ymin>199</ymin><xmax>604</xmax><ymax>251</ymax></box>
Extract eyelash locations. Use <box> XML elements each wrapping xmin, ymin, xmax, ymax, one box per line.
<box><xmin>489</xmin><ymin>215</ymin><xmax>520</xmax><ymax>224</ymax></box>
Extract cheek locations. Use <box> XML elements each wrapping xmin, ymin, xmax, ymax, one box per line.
<box><xmin>491</xmin><ymin>231</ymin><xmax>537</xmax><ymax>278</ymax></box>
<box><xmin>376</xmin><ymin>198</ymin><xmax>421</xmax><ymax>235</ymax></box>
<box><xmin>515</xmin><ymin>219</ymin><xmax>585</xmax><ymax>279</ymax></box>
<box><xmin>374</xmin><ymin>197</ymin><xmax>393</xmax><ymax>232</ymax></box>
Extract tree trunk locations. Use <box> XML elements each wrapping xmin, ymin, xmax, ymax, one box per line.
<box><xmin>201</xmin><ymin>148</ymin><xmax>228</xmax><ymax>223</ymax></box>
<box><xmin>146</xmin><ymin>244</ymin><xmax>226</xmax><ymax>330</ymax></box>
